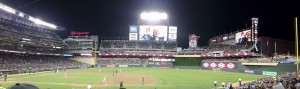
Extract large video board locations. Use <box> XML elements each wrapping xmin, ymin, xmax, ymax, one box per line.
<box><xmin>235</xmin><ymin>30</ymin><xmax>251</xmax><ymax>43</ymax></box>
<box><xmin>139</xmin><ymin>25</ymin><xmax>168</xmax><ymax>41</ymax></box>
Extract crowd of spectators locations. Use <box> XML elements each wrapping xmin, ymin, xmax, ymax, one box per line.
<box><xmin>97</xmin><ymin>58</ymin><xmax>148</xmax><ymax>65</ymax></box>
<box><xmin>0</xmin><ymin>41</ymin><xmax>66</xmax><ymax>54</ymax></box>
<box><xmin>99</xmin><ymin>40</ymin><xmax>177</xmax><ymax>55</ymax></box>
<box><xmin>237</xmin><ymin>72</ymin><xmax>300</xmax><ymax>89</ymax></box>
<box><xmin>203</xmin><ymin>44</ymin><xmax>251</xmax><ymax>54</ymax></box>
<box><xmin>239</xmin><ymin>56</ymin><xmax>297</xmax><ymax>63</ymax></box>
<box><xmin>100</xmin><ymin>49</ymin><xmax>176</xmax><ymax>55</ymax></box>
<box><xmin>202</xmin><ymin>58</ymin><xmax>240</xmax><ymax>62</ymax></box>
<box><xmin>0</xmin><ymin>20</ymin><xmax>67</xmax><ymax>52</ymax></box>
<box><xmin>201</xmin><ymin>57</ymin><xmax>297</xmax><ymax>64</ymax></box>
<box><xmin>0</xmin><ymin>19</ymin><xmax>61</xmax><ymax>40</ymax></box>
<box><xmin>0</xmin><ymin>54</ymin><xmax>91</xmax><ymax>73</ymax></box>
<box><xmin>100</xmin><ymin>40</ymin><xmax>177</xmax><ymax>50</ymax></box>
<box><xmin>177</xmin><ymin>50</ymin><xmax>204</xmax><ymax>55</ymax></box>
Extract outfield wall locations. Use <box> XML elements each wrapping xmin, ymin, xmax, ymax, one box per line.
<box><xmin>237</xmin><ymin>63</ymin><xmax>300</xmax><ymax>75</ymax></box>
<box><xmin>173</xmin><ymin>57</ymin><xmax>202</xmax><ymax>69</ymax></box>
<box><xmin>200</xmin><ymin>61</ymin><xmax>300</xmax><ymax>75</ymax></box>
<box><xmin>174</xmin><ymin>57</ymin><xmax>201</xmax><ymax>66</ymax></box>
<box><xmin>69</xmin><ymin>57</ymin><xmax>96</xmax><ymax>65</ymax></box>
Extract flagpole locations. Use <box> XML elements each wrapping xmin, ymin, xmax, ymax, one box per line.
<box><xmin>275</xmin><ymin>41</ymin><xmax>277</xmax><ymax>56</ymax></box>
<box><xmin>295</xmin><ymin>17</ymin><xmax>299</xmax><ymax>76</ymax></box>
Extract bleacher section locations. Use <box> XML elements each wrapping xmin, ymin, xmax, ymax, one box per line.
<box><xmin>0</xmin><ymin>20</ymin><xmax>67</xmax><ymax>54</ymax></box>
<box><xmin>99</xmin><ymin>40</ymin><xmax>177</xmax><ymax>57</ymax></box>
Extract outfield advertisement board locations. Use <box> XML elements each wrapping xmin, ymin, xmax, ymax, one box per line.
<box><xmin>244</xmin><ymin>70</ymin><xmax>254</xmax><ymax>74</ymax></box>
<box><xmin>262</xmin><ymin>71</ymin><xmax>277</xmax><ymax>76</ymax></box>
<box><xmin>278</xmin><ymin>61</ymin><xmax>294</xmax><ymax>64</ymax></box>
<box><xmin>202</xmin><ymin>62</ymin><xmax>236</xmax><ymax>69</ymax></box>
<box><xmin>119</xmin><ymin>65</ymin><xmax>129</xmax><ymax>67</ymax></box>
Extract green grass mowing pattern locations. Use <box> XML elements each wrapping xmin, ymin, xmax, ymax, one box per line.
<box><xmin>1</xmin><ymin>68</ymin><xmax>265</xmax><ymax>89</ymax></box>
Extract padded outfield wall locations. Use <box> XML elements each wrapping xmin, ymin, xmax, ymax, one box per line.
<box><xmin>174</xmin><ymin>57</ymin><xmax>299</xmax><ymax>75</ymax></box>
<box><xmin>237</xmin><ymin>63</ymin><xmax>300</xmax><ymax>75</ymax></box>
<box><xmin>199</xmin><ymin>61</ymin><xmax>300</xmax><ymax>75</ymax></box>
<box><xmin>174</xmin><ymin>57</ymin><xmax>202</xmax><ymax>69</ymax></box>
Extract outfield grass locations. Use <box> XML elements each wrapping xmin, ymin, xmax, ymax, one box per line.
<box><xmin>1</xmin><ymin>68</ymin><xmax>265</xmax><ymax>89</ymax></box>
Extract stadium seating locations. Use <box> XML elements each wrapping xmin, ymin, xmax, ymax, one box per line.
<box><xmin>203</xmin><ymin>43</ymin><xmax>250</xmax><ymax>54</ymax></box>
<box><xmin>99</xmin><ymin>40</ymin><xmax>177</xmax><ymax>55</ymax></box>
<box><xmin>98</xmin><ymin>58</ymin><xmax>148</xmax><ymax>65</ymax></box>
<box><xmin>237</xmin><ymin>71</ymin><xmax>300</xmax><ymax>89</ymax></box>
<box><xmin>0</xmin><ymin>19</ymin><xmax>67</xmax><ymax>54</ymax></box>
<box><xmin>0</xmin><ymin>54</ymin><xmax>91</xmax><ymax>73</ymax></box>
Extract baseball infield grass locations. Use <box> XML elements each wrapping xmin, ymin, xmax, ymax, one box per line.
<box><xmin>1</xmin><ymin>68</ymin><xmax>265</xmax><ymax>89</ymax></box>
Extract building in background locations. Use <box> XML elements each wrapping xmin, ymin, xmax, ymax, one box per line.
<box><xmin>64</xmin><ymin>31</ymin><xmax>98</xmax><ymax>56</ymax></box>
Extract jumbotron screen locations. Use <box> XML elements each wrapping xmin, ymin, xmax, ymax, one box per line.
<box><xmin>235</xmin><ymin>30</ymin><xmax>251</xmax><ymax>43</ymax></box>
<box><xmin>139</xmin><ymin>25</ymin><xmax>168</xmax><ymax>41</ymax></box>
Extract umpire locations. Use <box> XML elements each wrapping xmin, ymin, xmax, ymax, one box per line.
<box><xmin>120</xmin><ymin>80</ymin><xmax>124</xmax><ymax>89</ymax></box>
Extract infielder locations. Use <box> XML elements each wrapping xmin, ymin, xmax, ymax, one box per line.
<box><xmin>102</xmin><ymin>75</ymin><xmax>107</xmax><ymax>83</ymax></box>
<box><xmin>64</xmin><ymin>72</ymin><xmax>68</xmax><ymax>78</ymax></box>
<box><xmin>213</xmin><ymin>80</ymin><xmax>217</xmax><ymax>89</ymax></box>
<box><xmin>221</xmin><ymin>81</ymin><xmax>225</xmax><ymax>88</ymax></box>
<box><xmin>87</xmin><ymin>83</ymin><xmax>92</xmax><ymax>89</ymax></box>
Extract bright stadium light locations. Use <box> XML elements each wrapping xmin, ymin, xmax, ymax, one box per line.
<box><xmin>29</xmin><ymin>17</ymin><xmax>57</xmax><ymax>29</ymax></box>
<box><xmin>18</xmin><ymin>12</ymin><xmax>24</xmax><ymax>17</ymax></box>
<box><xmin>2</xmin><ymin>5</ymin><xmax>16</xmax><ymax>14</ymax></box>
<box><xmin>140</xmin><ymin>12</ymin><xmax>168</xmax><ymax>21</ymax></box>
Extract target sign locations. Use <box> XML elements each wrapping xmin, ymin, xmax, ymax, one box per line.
<box><xmin>203</xmin><ymin>63</ymin><xmax>209</xmax><ymax>67</ymax></box>
<box><xmin>202</xmin><ymin>62</ymin><xmax>236</xmax><ymax>69</ymax></box>
<box><xmin>227</xmin><ymin>63</ymin><xmax>235</xmax><ymax>69</ymax></box>
<box><xmin>218</xmin><ymin>63</ymin><xmax>225</xmax><ymax>68</ymax></box>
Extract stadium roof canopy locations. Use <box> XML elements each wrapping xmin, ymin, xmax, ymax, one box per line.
<box><xmin>0</xmin><ymin>2</ymin><xmax>64</xmax><ymax>30</ymax></box>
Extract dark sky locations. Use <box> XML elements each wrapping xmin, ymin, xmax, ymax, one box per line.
<box><xmin>1</xmin><ymin>0</ymin><xmax>299</xmax><ymax>48</ymax></box>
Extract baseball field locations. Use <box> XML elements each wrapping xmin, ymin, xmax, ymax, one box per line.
<box><xmin>1</xmin><ymin>68</ymin><xmax>265</xmax><ymax>89</ymax></box>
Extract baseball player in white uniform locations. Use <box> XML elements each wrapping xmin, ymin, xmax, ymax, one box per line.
<box><xmin>102</xmin><ymin>75</ymin><xmax>107</xmax><ymax>83</ymax></box>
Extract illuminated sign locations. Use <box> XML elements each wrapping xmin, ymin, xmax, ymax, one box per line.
<box><xmin>70</xmin><ymin>31</ymin><xmax>89</xmax><ymax>35</ymax></box>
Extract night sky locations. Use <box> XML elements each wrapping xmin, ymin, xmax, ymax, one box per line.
<box><xmin>1</xmin><ymin>0</ymin><xmax>299</xmax><ymax>48</ymax></box>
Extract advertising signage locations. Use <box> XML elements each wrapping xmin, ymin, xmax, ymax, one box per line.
<box><xmin>262</xmin><ymin>71</ymin><xmax>277</xmax><ymax>76</ymax></box>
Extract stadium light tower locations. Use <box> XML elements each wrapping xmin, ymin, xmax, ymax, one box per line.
<box><xmin>140</xmin><ymin>12</ymin><xmax>168</xmax><ymax>21</ymax></box>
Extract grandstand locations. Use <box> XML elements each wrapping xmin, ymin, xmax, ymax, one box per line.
<box><xmin>0</xmin><ymin>2</ymin><xmax>91</xmax><ymax>74</ymax></box>
<box><xmin>0</xmin><ymin>3</ymin><xmax>67</xmax><ymax>55</ymax></box>
<box><xmin>97</xmin><ymin>12</ymin><xmax>177</xmax><ymax>68</ymax></box>
<box><xmin>0</xmin><ymin>2</ymin><xmax>299</xmax><ymax>89</ymax></box>
<box><xmin>98</xmin><ymin>40</ymin><xmax>177</xmax><ymax>67</ymax></box>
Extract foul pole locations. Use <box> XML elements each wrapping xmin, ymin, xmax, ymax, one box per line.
<box><xmin>295</xmin><ymin>17</ymin><xmax>299</xmax><ymax>76</ymax></box>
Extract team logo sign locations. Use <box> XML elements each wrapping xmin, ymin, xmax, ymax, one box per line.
<box><xmin>210</xmin><ymin>63</ymin><xmax>216</xmax><ymax>68</ymax></box>
<box><xmin>218</xmin><ymin>63</ymin><xmax>225</xmax><ymax>68</ymax></box>
<box><xmin>202</xmin><ymin>62</ymin><xmax>236</xmax><ymax>69</ymax></box>
<box><xmin>227</xmin><ymin>63</ymin><xmax>235</xmax><ymax>69</ymax></box>
<box><xmin>203</xmin><ymin>63</ymin><xmax>209</xmax><ymax>67</ymax></box>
